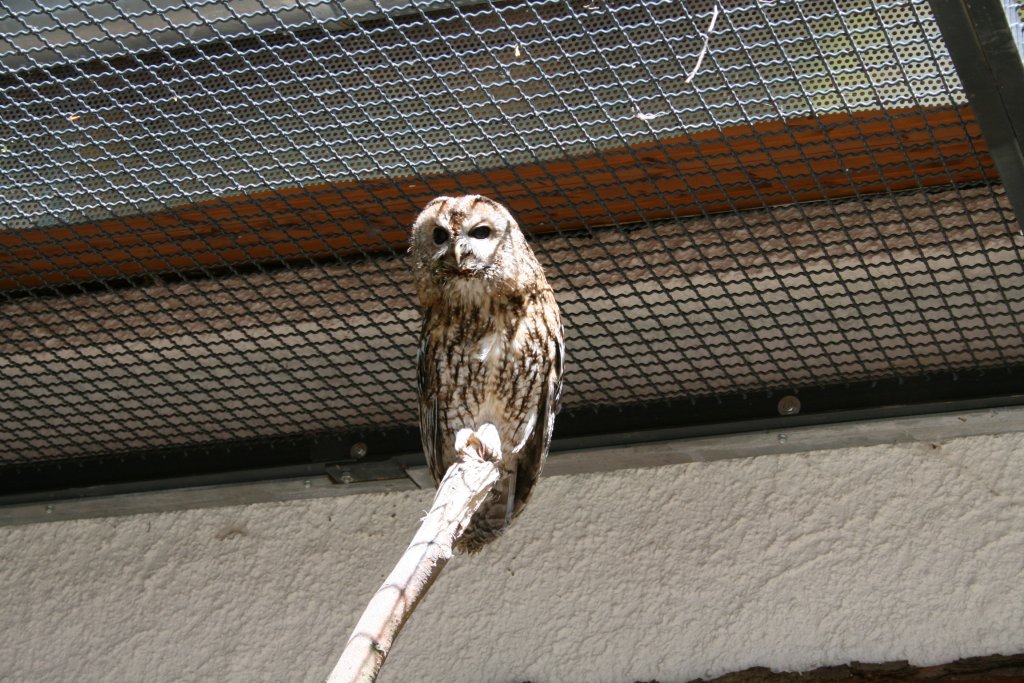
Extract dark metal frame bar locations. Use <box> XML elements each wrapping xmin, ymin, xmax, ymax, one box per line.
<box><xmin>3</xmin><ymin>366</ymin><xmax>1023</xmax><ymax>506</ymax></box>
<box><xmin>929</xmin><ymin>0</ymin><xmax>1024</xmax><ymax>231</ymax></box>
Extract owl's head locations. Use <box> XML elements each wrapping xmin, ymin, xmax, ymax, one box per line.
<box><xmin>410</xmin><ymin>195</ymin><xmax>540</xmax><ymax>298</ymax></box>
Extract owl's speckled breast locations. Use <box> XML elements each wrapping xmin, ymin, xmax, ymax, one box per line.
<box><xmin>429</xmin><ymin>290</ymin><xmax>540</xmax><ymax>463</ymax></box>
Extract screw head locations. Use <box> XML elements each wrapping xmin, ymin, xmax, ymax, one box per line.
<box><xmin>338</xmin><ymin>469</ymin><xmax>354</xmax><ymax>485</ymax></box>
<box><xmin>303</xmin><ymin>480</ymin><xmax>312</xmax><ymax>489</ymax></box>
<box><xmin>778</xmin><ymin>433</ymin><xmax>788</xmax><ymax>443</ymax></box>
<box><xmin>350</xmin><ymin>442</ymin><xmax>368</xmax><ymax>460</ymax></box>
<box><xmin>777</xmin><ymin>395</ymin><xmax>801</xmax><ymax>416</ymax></box>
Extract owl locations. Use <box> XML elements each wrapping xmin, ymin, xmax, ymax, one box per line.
<box><xmin>409</xmin><ymin>195</ymin><xmax>564</xmax><ymax>553</ymax></box>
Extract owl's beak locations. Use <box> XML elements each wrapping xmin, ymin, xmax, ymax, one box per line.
<box><xmin>453</xmin><ymin>241</ymin><xmax>466</xmax><ymax>267</ymax></box>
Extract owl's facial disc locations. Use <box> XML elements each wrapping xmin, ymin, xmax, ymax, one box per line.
<box><xmin>412</xmin><ymin>195</ymin><xmax>514</xmax><ymax>285</ymax></box>
<box><xmin>450</xmin><ymin>220</ymin><xmax>499</xmax><ymax>276</ymax></box>
<box><xmin>428</xmin><ymin>218</ymin><xmax>497</xmax><ymax>278</ymax></box>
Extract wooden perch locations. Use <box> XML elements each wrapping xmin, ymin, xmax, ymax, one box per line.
<box><xmin>326</xmin><ymin>425</ymin><xmax>504</xmax><ymax>683</ymax></box>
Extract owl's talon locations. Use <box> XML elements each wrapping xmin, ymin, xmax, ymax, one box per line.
<box><xmin>453</xmin><ymin>428</ymin><xmax>485</xmax><ymax>462</ymax></box>
<box><xmin>453</xmin><ymin>428</ymin><xmax>474</xmax><ymax>455</ymax></box>
<box><xmin>453</xmin><ymin>425</ymin><xmax>503</xmax><ymax>463</ymax></box>
<box><xmin>476</xmin><ymin>423</ymin><xmax>502</xmax><ymax>460</ymax></box>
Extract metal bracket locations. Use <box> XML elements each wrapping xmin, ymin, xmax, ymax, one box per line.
<box><xmin>325</xmin><ymin>460</ymin><xmax>408</xmax><ymax>486</ymax></box>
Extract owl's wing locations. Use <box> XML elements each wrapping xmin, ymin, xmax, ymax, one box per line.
<box><xmin>551</xmin><ymin>323</ymin><xmax>564</xmax><ymax>415</ymax></box>
<box><xmin>417</xmin><ymin>314</ymin><xmax>446</xmax><ymax>488</ymax></box>
<box><xmin>510</xmin><ymin>321</ymin><xmax>564</xmax><ymax>517</ymax></box>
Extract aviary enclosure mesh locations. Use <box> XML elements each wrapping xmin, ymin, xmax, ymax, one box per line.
<box><xmin>1</xmin><ymin>0</ymin><xmax>1022</xmax><ymax>469</ymax></box>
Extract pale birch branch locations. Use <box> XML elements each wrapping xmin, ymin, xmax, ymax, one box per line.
<box><xmin>326</xmin><ymin>425</ymin><xmax>503</xmax><ymax>683</ymax></box>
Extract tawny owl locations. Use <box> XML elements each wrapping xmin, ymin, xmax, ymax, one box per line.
<box><xmin>410</xmin><ymin>195</ymin><xmax>564</xmax><ymax>553</ymax></box>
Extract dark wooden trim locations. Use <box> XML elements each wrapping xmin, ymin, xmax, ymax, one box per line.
<box><xmin>0</xmin><ymin>105</ymin><xmax>997</xmax><ymax>290</ymax></box>
<box><xmin>695</xmin><ymin>653</ymin><xmax>1024</xmax><ymax>683</ymax></box>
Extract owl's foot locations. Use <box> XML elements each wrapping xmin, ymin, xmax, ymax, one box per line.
<box><xmin>454</xmin><ymin>424</ymin><xmax>503</xmax><ymax>464</ymax></box>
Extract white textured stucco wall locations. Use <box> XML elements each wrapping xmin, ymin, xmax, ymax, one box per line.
<box><xmin>1</xmin><ymin>431</ymin><xmax>1023</xmax><ymax>683</ymax></box>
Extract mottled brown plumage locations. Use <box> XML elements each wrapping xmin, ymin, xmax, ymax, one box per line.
<box><xmin>410</xmin><ymin>195</ymin><xmax>564</xmax><ymax>553</ymax></box>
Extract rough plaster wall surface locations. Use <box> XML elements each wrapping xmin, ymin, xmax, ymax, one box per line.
<box><xmin>1</xmin><ymin>432</ymin><xmax>1022</xmax><ymax>683</ymax></box>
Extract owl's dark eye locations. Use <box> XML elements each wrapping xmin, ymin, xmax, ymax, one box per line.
<box><xmin>469</xmin><ymin>225</ymin><xmax>491</xmax><ymax>239</ymax></box>
<box><xmin>432</xmin><ymin>227</ymin><xmax>449</xmax><ymax>245</ymax></box>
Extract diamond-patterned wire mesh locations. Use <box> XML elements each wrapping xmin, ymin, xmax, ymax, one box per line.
<box><xmin>0</xmin><ymin>0</ymin><xmax>974</xmax><ymax>225</ymax></box>
<box><xmin>1</xmin><ymin>0</ymin><xmax>1023</xmax><ymax>465</ymax></box>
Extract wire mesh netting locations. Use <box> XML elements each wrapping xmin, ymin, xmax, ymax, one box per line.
<box><xmin>1</xmin><ymin>0</ymin><xmax>1023</xmax><ymax>466</ymax></box>
<box><xmin>0</xmin><ymin>0</ymin><xmax>983</xmax><ymax>225</ymax></box>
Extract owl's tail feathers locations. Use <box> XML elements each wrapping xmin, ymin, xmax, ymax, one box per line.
<box><xmin>454</xmin><ymin>474</ymin><xmax>514</xmax><ymax>554</ymax></box>
<box><xmin>503</xmin><ymin>469</ymin><xmax>517</xmax><ymax>525</ymax></box>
